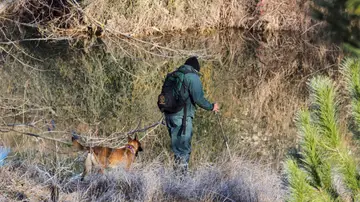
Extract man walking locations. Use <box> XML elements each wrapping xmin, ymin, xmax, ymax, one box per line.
<box><xmin>161</xmin><ymin>56</ymin><xmax>219</xmax><ymax>174</ymax></box>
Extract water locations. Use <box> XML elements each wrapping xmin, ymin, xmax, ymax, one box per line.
<box><xmin>0</xmin><ymin>30</ymin><xmax>340</xmax><ymax>168</ymax></box>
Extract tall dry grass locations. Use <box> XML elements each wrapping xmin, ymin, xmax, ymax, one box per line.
<box><xmin>0</xmin><ymin>0</ymin><xmax>315</xmax><ymax>44</ymax></box>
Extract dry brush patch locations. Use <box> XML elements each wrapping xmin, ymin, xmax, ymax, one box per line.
<box><xmin>0</xmin><ymin>156</ymin><xmax>285</xmax><ymax>202</ymax></box>
<box><xmin>256</xmin><ymin>0</ymin><xmax>310</xmax><ymax>32</ymax></box>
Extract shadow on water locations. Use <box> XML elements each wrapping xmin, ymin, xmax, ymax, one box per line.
<box><xmin>0</xmin><ymin>29</ymin><xmax>341</xmax><ymax>168</ymax></box>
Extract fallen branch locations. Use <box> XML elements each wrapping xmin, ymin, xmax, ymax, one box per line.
<box><xmin>0</xmin><ymin>128</ymin><xmax>72</xmax><ymax>146</ymax></box>
<box><xmin>0</xmin><ymin>117</ymin><xmax>165</xmax><ymax>147</ymax></box>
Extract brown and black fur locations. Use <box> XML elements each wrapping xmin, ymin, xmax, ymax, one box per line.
<box><xmin>72</xmin><ymin>134</ymin><xmax>143</xmax><ymax>180</ymax></box>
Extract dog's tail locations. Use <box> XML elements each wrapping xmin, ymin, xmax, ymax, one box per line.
<box><xmin>72</xmin><ymin>131</ymin><xmax>86</xmax><ymax>151</ymax></box>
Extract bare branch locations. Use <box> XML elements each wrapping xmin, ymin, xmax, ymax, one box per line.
<box><xmin>0</xmin><ymin>37</ymin><xmax>72</xmax><ymax>44</ymax></box>
<box><xmin>0</xmin><ymin>46</ymin><xmax>49</xmax><ymax>71</ymax></box>
<box><xmin>0</xmin><ymin>128</ymin><xmax>72</xmax><ymax>146</ymax></box>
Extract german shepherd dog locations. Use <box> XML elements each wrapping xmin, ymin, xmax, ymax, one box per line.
<box><xmin>72</xmin><ymin>134</ymin><xmax>143</xmax><ymax>180</ymax></box>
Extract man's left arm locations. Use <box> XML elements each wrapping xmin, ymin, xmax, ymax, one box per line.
<box><xmin>188</xmin><ymin>74</ymin><xmax>214</xmax><ymax>111</ymax></box>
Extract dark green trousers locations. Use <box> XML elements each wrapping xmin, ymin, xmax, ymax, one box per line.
<box><xmin>165</xmin><ymin>115</ymin><xmax>193</xmax><ymax>166</ymax></box>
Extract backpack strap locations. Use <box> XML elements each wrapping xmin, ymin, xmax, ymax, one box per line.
<box><xmin>181</xmin><ymin>68</ymin><xmax>197</xmax><ymax>107</ymax></box>
<box><xmin>176</xmin><ymin>68</ymin><xmax>196</xmax><ymax>136</ymax></box>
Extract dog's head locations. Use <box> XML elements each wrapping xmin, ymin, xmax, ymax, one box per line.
<box><xmin>127</xmin><ymin>134</ymin><xmax>143</xmax><ymax>155</ymax></box>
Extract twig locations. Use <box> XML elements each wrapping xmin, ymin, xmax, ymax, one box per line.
<box><xmin>5</xmin><ymin>123</ymin><xmax>35</xmax><ymax>127</ymax></box>
<box><xmin>139</xmin><ymin>118</ymin><xmax>164</xmax><ymax>141</ymax></box>
<box><xmin>0</xmin><ymin>16</ymin><xmax>38</xmax><ymax>28</ymax></box>
<box><xmin>301</xmin><ymin>22</ymin><xmax>322</xmax><ymax>35</ymax></box>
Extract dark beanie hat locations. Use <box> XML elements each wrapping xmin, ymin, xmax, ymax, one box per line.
<box><xmin>185</xmin><ymin>56</ymin><xmax>200</xmax><ymax>72</ymax></box>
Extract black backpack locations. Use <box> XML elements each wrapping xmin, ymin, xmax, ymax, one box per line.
<box><xmin>157</xmin><ymin>68</ymin><xmax>193</xmax><ymax>114</ymax></box>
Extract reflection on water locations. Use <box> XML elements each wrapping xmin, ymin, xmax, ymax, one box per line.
<box><xmin>0</xmin><ymin>30</ymin><xmax>341</xmax><ymax>168</ymax></box>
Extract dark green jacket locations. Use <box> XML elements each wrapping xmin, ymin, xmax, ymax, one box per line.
<box><xmin>167</xmin><ymin>65</ymin><xmax>214</xmax><ymax>117</ymax></box>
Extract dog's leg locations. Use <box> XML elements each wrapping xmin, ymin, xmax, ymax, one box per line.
<box><xmin>82</xmin><ymin>153</ymin><xmax>93</xmax><ymax>181</ymax></box>
<box><xmin>95</xmin><ymin>157</ymin><xmax>105</xmax><ymax>174</ymax></box>
<box><xmin>98</xmin><ymin>166</ymin><xmax>105</xmax><ymax>174</ymax></box>
<box><xmin>125</xmin><ymin>159</ymin><xmax>132</xmax><ymax>170</ymax></box>
<box><xmin>89</xmin><ymin>152</ymin><xmax>105</xmax><ymax>174</ymax></box>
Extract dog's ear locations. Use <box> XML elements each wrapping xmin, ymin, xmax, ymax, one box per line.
<box><xmin>134</xmin><ymin>134</ymin><xmax>138</xmax><ymax>141</ymax></box>
<box><xmin>127</xmin><ymin>135</ymin><xmax>132</xmax><ymax>142</ymax></box>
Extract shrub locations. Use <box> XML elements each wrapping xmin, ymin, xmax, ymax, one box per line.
<box><xmin>286</xmin><ymin>58</ymin><xmax>360</xmax><ymax>201</ymax></box>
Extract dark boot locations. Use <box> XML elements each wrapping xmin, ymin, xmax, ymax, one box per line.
<box><xmin>174</xmin><ymin>155</ymin><xmax>189</xmax><ymax>177</ymax></box>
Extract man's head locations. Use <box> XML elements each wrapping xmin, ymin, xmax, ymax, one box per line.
<box><xmin>185</xmin><ymin>56</ymin><xmax>200</xmax><ymax>72</ymax></box>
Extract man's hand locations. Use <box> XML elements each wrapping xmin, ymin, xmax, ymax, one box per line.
<box><xmin>212</xmin><ymin>103</ymin><xmax>219</xmax><ymax>112</ymax></box>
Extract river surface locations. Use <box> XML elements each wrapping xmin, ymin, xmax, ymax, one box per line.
<box><xmin>0</xmin><ymin>30</ymin><xmax>341</xmax><ymax>168</ymax></box>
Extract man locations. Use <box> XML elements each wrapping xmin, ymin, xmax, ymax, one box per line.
<box><xmin>165</xmin><ymin>56</ymin><xmax>219</xmax><ymax>173</ymax></box>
